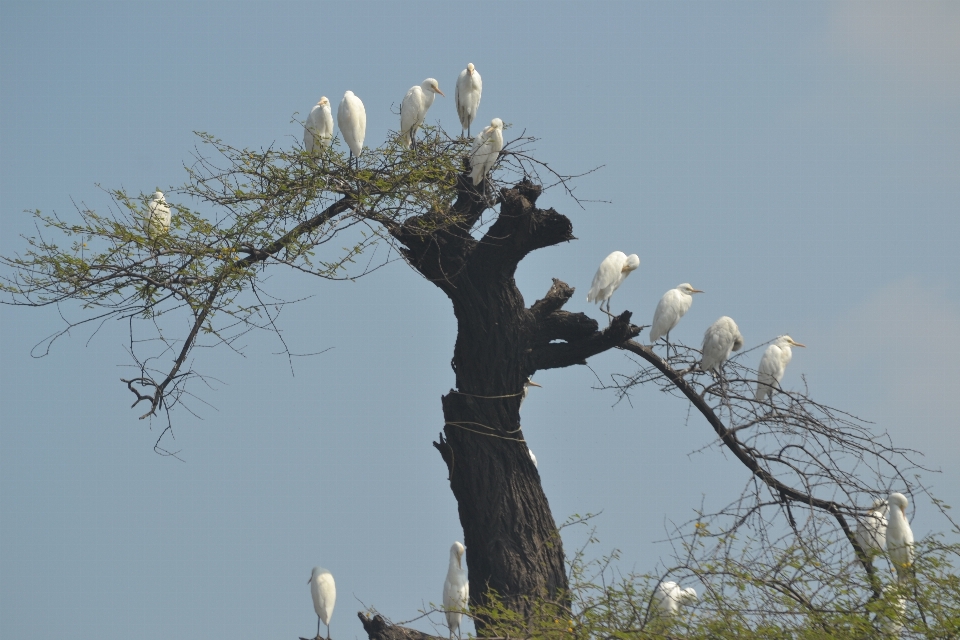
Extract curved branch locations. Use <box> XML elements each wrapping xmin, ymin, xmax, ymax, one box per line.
<box><xmin>617</xmin><ymin>339</ymin><xmax>883</xmax><ymax>598</ymax></box>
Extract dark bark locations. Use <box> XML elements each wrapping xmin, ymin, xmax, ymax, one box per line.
<box><xmin>386</xmin><ymin>175</ymin><xmax>641</xmax><ymax>627</ymax></box>
<box><xmin>358</xmin><ymin>613</ymin><xmax>441</xmax><ymax>640</ymax></box>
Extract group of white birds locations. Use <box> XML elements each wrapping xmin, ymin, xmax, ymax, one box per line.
<box><xmin>586</xmin><ymin>250</ymin><xmax>806</xmax><ymax>400</ymax></box>
<box><xmin>143</xmin><ymin>64</ymin><xmax>500</xmax><ymax>243</ymax></box>
<box><xmin>303</xmin><ymin>63</ymin><xmax>503</xmax><ymax>186</ymax></box>
<box><xmin>305</xmin><ymin>541</ymin><xmax>469</xmax><ymax>640</ymax></box>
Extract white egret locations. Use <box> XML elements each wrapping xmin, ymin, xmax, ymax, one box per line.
<box><xmin>145</xmin><ymin>191</ymin><xmax>171</xmax><ymax>239</ymax></box>
<box><xmin>649</xmin><ymin>283</ymin><xmax>704</xmax><ymax>348</ymax></box>
<box><xmin>886</xmin><ymin>492</ymin><xmax>914</xmax><ymax>583</ymax></box>
<box><xmin>455</xmin><ymin>63</ymin><xmax>482</xmax><ymax>137</ymax></box>
<box><xmin>653</xmin><ymin>581</ymin><xmax>697</xmax><ymax>617</ymax></box>
<box><xmin>337</xmin><ymin>91</ymin><xmax>366</xmax><ymax>162</ymax></box>
<box><xmin>700</xmin><ymin>316</ymin><xmax>744</xmax><ymax>374</ymax></box>
<box><xmin>443</xmin><ymin>542</ymin><xmax>469</xmax><ymax>639</ymax></box>
<box><xmin>400</xmin><ymin>78</ymin><xmax>444</xmax><ymax>148</ymax></box>
<box><xmin>519</xmin><ymin>377</ymin><xmax>541</xmax><ymax>410</ymax></box>
<box><xmin>586</xmin><ymin>251</ymin><xmax>640</xmax><ymax>317</ymax></box>
<box><xmin>754</xmin><ymin>335</ymin><xmax>806</xmax><ymax>402</ymax></box>
<box><xmin>469</xmin><ymin>118</ymin><xmax>503</xmax><ymax>186</ymax></box>
<box><xmin>528</xmin><ymin>448</ymin><xmax>538</xmax><ymax>468</ymax></box>
<box><xmin>854</xmin><ymin>498</ymin><xmax>888</xmax><ymax>559</ymax></box>
<box><xmin>308</xmin><ymin>566</ymin><xmax>336</xmax><ymax>640</ymax></box>
<box><xmin>877</xmin><ymin>587</ymin><xmax>906</xmax><ymax>637</ymax></box>
<box><xmin>304</xmin><ymin>97</ymin><xmax>334</xmax><ymax>153</ymax></box>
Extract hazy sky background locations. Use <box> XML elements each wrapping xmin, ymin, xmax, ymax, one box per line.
<box><xmin>2</xmin><ymin>2</ymin><xmax>959</xmax><ymax>639</ymax></box>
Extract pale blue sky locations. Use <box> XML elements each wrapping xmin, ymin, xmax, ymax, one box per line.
<box><xmin>2</xmin><ymin>2</ymin><xmax>959</xmax><ymax>639</ymax></box>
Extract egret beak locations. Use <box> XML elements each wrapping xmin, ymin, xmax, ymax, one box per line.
<box><xmin>691</xmin><ymin>288</ymin><xmax>705</xmax><ymax>294</ymax></box>
<box><xmin>790</xmin><ymin>340</ymin><xmax>806</xmax><ymax>348</ymax></box>
<box><xmin>434</xmin><ymin>87</ymin><xmax>445</xmax><ymax>97</ymax></box>
<box><xmin>527</xmin><ymin>381</ymin><xmax>542</xmax><ymax>388</ymax></box>
<box><xmin>307</xmin><ymin>577</ymin><xmax>311</xmax><ymax>583</ymax></box>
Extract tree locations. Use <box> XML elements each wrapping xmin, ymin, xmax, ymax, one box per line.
<box><xmin>3</xmin><ymin>124</ymin><xmax>957</xmax><ymax>639</ymax></box>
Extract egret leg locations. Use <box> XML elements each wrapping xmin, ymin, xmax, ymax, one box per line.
<box><xmin>327</xmin><ymin>621</ymin><xmax>331</xmax><ymax>640</ymax></box>
<box><xmin>316</xmin><ymin>616</ymin><xmax>321</xmax><ymax>640</ymax></box>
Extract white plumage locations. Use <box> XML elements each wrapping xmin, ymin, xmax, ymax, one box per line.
<box><xmin>337</xmin><ymin>91</ymin><xmax>367</xmax><ymax>159</ymax></box>
<box><xmin>586</xmin><ymin>251</ymin><xmax>640</xmax><ymax>316</ymax></box>
<box><xmin>700</xmin><ymin>316</ymin><xmax>744</xmax><ymax>373</ymax></box>
<box><xmin>520</xmin><ymin>377</ymin><xmax>541</xmax><ymax>410</ymax></box>
<box><xmin>308</xmin><ymin>566</ymin><xmax>336</xmax><ymax>640</ymax></box>
<box><xmin>528</xmin><ymin>448</ymin><xmax>538</xmax><ymax>468</ymax></box>
<box><xmin>304</xmin><ymin>97</ymin><xmax>334</xmax><ymax>153</ymax></box>
<box><xmin>455</xmin><ymin>63</ymin><xmax>482</xmax><ymax>137</ymax></box>
<box><xmin>443</xmin><ymin>542</ymin><xmax>469</xmax><ymax>639</ymax></box>
<box><xmin>649</xmin><ymin>283</ymin><xmax>704</xmax><ymax>344</ymax></box>
<box><xmin>854</xmin><ymin>498</ymin><xmax>888</xmax><ymax>559</ymax></box>
<box><xmin>653</xmin><ymin>581</ymin><xmax>697</xmax><ymax>617</ymax></box>
<box><xmin>755</xmin><ymin>335</ymin><xmax>806</xmax><ymax>401</ymax></box>
<box><xmin>469</xmin><ymin>118</ymin><xmax>503</xmax><ymax>186</ymax></box>
<box><xmin>145</xmin><ymin>191</ymin><xmax>171</xmax><ymax>239</ymax></box>
<box><xmin>886</xmin><ymin>492</ymin><xmax>914</xmax><ymax>583</ymax></box>
<box><xmin>400</xmin><ymin>78</ymin><xmax>444</xmax><ymax>148</ymax></box>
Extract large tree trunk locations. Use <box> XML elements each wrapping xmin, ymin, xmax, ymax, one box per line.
<box><xmin>391</xmin><ymin>176</ymin><xmax>639</xmax><ymax>628</ymax></box>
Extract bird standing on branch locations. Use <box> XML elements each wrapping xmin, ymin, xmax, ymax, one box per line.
<box><xmin>337</xmin><ymin>91</ymin><xmax>366</xmax><ymax>164</ymax></box>
<box><xmin>304</xmin><ymin>97</ymin><xmax>334</xmax><ymax>153</ymax></box>
<box><xmin>700</xmin><ymin>316</ymin><xmax>744</xmax><ymax>374</ymax></box>
<box><xmin>443</xmin><ymin>541</ymin><xmax>469</xmax><ymax>639</ymax></box>
<box><xmin>468</xmin><ymin>118</ymin><xmax>503</xmax><ymax>186</ymax></box>
<box><xmin>886</xmin><ymin>492</ymin><xmax>915</xmax><ymax>583</ymax></box>
<box><xmin>145</xmin><ymin>191</ymin><xmax>171</xmax><ymax>240</ymax></box>
<box><xmin>854</xmin><ymin>498</ymin><xmax>888</xmax><ymax>560</ymax></box>
<box><xmin>455</xmin><ymin>63</ymin><xmax>482</xmax><ymax>137</ymax></box>
<box><xmin>649</xmin><ymin>283</ymin><xmax>704</xmax><ymax>353</ymax></box>
<box><xmin>308</xmin><ymin>566</ymin><xmax>336</xmax><ymax>640</ymax></box>
<box><xmin>755</xmin><ymin>335</ymin><xmax>806</xmax><ymax>402</ymax></box>
<box><xmin>586</xmin><ymin>251</ymin><xmax>640</xmax><ymax>318</ymax></box>
<box><xmin>400</xmin><ymin>78</ymin><xmax>444</xmax><ymax>148</ymax></box>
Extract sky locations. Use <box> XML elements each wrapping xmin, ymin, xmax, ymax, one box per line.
<box><xmin>2</xmin><ymin>1</ymin><xmax>959</xmax><ymax>639</ymax></box>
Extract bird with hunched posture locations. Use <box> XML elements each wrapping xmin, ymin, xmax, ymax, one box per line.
<box><xmin>469</xmin><ymin>118</ymin><xmax>504</xmax><ymax>186</ymax></box>
<box><xmin>400</xmin><ymin>78</ymin><xmax>444</xmax><ymax>148</ymax></box>
<box><xmin>586</xmin><ymin>251</ymin><xmax>640</xmax><ymax>317</ymax></box>
<box><xmin>304</xmin><ymin>97</ymin><xmax>334</xmax><ymax>153</ymax></box>
<box><xmin>308</xmin><ymin>566</ymin><xmax>336</xmax><ymax>640</ymax></box>
<box><xmin>337</xmin><ymin>91</ymin><xmax>366</xmax><ymax>162</ymax></box>
<box><xmin>443</xmin><ymin>542</ymin><xmax>469</xmax><ymax>639</ymax></box>
<box><xmin>754</xmin><ymin>335</ymin><xmax>806</xmax><ymax>402</ymax></box>
<box><xmin>649</xmin><ymin>284</ymin><xmax>704</xmax><ymax>348</ymax></box>
<box><xmin>455</xmin><ymin>63</ymin><xmax>482</xmax><ymax>137</ymax></box>
<box><xmin>654</xmin><ymin>581</ymin><xmax>697</xmax><ymax>617</ymax></box>
<box><xmin>886</xmin><ymin>492</ymin><xmax>914</xmax><ymax>583</ymax></box>
<box><xmin>146</xmin><ymin>191</ymin><xmax>171</xmax><ymax>239</ymax></box>
<box><xmin>854</xmin><ymin>498</ymin><xmax>888</xmax><ymax>560</ymax></box>
<box><xmin>700</xmin><ymin>316</ymin><xmax>744</xmax><ymax>374</ymax></box>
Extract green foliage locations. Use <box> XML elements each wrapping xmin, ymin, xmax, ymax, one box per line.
<box><xmin>455</xmin><ymin>535</ymin><xmax>960</xmax><ymax>639</ymax></box>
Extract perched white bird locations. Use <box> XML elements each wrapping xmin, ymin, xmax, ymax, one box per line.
<box><xmin>519</xmin><ymin>377</ymin><xmax>541</xmax><ymax>410</ymax></box>
<box><xmin>877</xmin><ymin>587</ymin><xmax>906</xmax><ymax>637</ymax></box>
<box><xmin>469</xmin><ymin>118</ymin><xmax>504</xmax><ymax>186</ymax></box>
<box><xmin>586</xmin><ymin>251</ymin><xmax>641</xmax><ymax>316</ymax></box>
<box><xmin>653</xmin><ymin>581</ymin><xmax>697</xmax><ymax>617</ymax></box>
<box><xmin>145</xmin><ymin>191</ymin><xmax>171</xmax><ymax>239</ymax></box>
<box><xmin>337</xmin><ymin>91</ymin><xmax>366</xmax><ymax>160</ymax></box>
<box><xmin>443</xmin><ymin>542</ymin><xmax>469</xmax><ymax>639</ymax></box>
<box><xmin>304</xmin><ymin>97</ymin><xmax>334</xmax><ymax>153</ymax></box>
<box><xmin>649</xmin><ymin>284</ymin><xmax>704</xmax><ymax>346</ymax></box>
<box><xmin>854</xmin><ymin>498</ymin><xmax>889</xmax><ymax>559</ymax></box>
<box><xmin>886</xmin><ymin>492</ymin><xmax>914</xmax><ymax>583</ymax></box>
<box><xmin>400</xmin><ymin>78</ymin><xmax>444</xmax><ymax>148</ymax></box>
<box><xmin>455</xmin><ymin>63</ymin><xmax>482</xmax><ymax>137</ymax></box>
<box><xmin>308</xmin><ymin>566</ymin><xmax>336</xmax><ymax>640</ymax></box>
<box><xmin>755</xmin><ymin>335</ymin><xmax>806</xmax><ymax>401</ymax></box>
<box><xmin>528</xmin><ymin>448</ymin><xmax>538</xmax><ymax>468</ymax></box>
<box><xmin>700</xmin><ymin>316</ymin><xmax>744</xmax><ymax>373</ymax></box>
